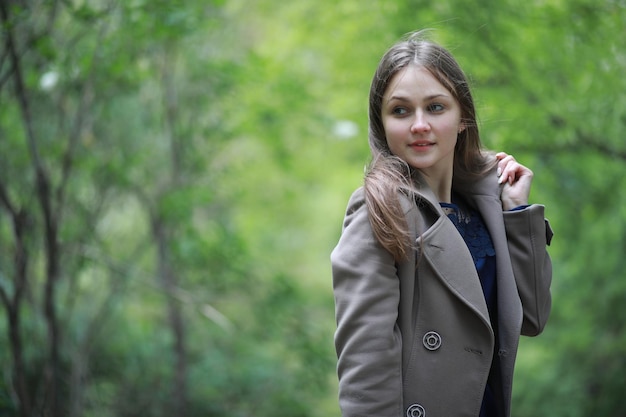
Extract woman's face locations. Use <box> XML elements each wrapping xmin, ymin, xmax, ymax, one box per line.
<box><xmin>381</xmin><ymin>65</ymin><xmax>463</xmax><ymax>180</ymax></box>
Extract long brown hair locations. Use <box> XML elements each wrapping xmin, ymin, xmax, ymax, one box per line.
<box><xmin>365</xmin><ymin>31</ymin><xmax>494</xmax><ymax>261</ymax></box>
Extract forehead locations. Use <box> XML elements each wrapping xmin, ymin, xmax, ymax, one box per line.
<box><xmin>384</xmin><ymin>65</ymin><xmax>452</xmax><ymax>99</ymax></box>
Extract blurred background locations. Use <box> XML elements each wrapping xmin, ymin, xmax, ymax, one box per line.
<box><xmin>0</xmin><ymin>0</ymin><xmax>625</xmax><ymax>416</ymax></box>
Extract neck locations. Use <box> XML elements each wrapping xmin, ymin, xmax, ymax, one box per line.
<box><xmin>420</xmin><ymin>169</ymin><xmax>453</xmax><ymax>203</ymax></box>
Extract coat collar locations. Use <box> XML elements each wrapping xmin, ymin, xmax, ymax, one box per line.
<box><xmin>411</xmin><ymin>164</ymin><xmax>501</xmax><ymax>218</ymax></box>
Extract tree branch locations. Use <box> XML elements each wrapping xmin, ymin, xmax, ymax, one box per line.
<box><xmin>513</xmin><ymin>130</ymin><xmax>626</xmax><ymax>163</ymax></box>
<box><xmin>56</xmin><ymin>16</ymin><xmax>112</xmax><ymax>217</ymax></box>
<box><xmin>0</xmin><ymin>2</ymin><xmax>61</xmax><ymax>416</ymax></box>
<box><xmin>0</xmin><ymin>163</ymin><xmax>32</xmax><ymax>417</ymax></box>
<box><xmin>574</xmin><ymin>129</ymin><xmax>626</xmax><ymax>162</ymax></box>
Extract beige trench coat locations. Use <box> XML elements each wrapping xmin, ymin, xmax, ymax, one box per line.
<box><xmin>331</xmin><ymin>167</ymin><xmax>553</xmax><ymax>417</ymax></box>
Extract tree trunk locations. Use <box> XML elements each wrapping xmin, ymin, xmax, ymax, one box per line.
<box><xmin>0</xmin><ymin>193</ymin><xmax>32</xmax><ymax>417</ymax></box>
<box><xmin>152</xmin><ymin>217</ymin><xmax>188</xmax><ymax>416</ymax></box>
<box><xmin>0</xmin><ymin>3</ymin><xmax>62</xmax><ymax>415</ymax></box>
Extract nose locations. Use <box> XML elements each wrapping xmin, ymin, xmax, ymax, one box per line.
<box><xmin>410</xmin><ymin>111</ymin><xmax>430</xmax><ymax>133</ymax></box>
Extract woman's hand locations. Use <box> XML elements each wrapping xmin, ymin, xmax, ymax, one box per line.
<box><xmin>495</xmin><ymin>152</ymin><xmax>533</xmax><ymax>210</ymax></box>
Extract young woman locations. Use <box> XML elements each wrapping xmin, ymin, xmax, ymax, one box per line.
<box><xmin>331</xmin><ymin>32</ymin><xmax>553</xmax><ymax>417</ymax></box>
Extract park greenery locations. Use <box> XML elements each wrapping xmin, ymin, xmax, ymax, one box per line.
<box><xmin>1</xmin><ymin>0</ymin><xmax>625</xmax><ymax>416</ymax></box>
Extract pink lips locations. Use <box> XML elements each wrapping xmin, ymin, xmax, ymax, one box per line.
<box><xmin>409</xmin><ymin>140</ymin><xmax>434</xmax><ymax>152</ymax></box>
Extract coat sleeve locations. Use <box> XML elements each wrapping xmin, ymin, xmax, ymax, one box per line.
<box><xmin>503</xmin><ymin>204</ymin><xmax>553</xmax><ymax>336</ymax></box>
<box><xmin>330</xmin><ymin>188</ymin><xmax>404</xmax><ymax>417</ymax></box>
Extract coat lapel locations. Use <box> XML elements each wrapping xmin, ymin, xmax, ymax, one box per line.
<box><xmin>459</xmin><ymin>168</ymin><xmax>524</xmax><ymax>348</ymax></box>
<box><xmin>420</xmin><ymin>217</ymin><xmax>492</xmax><ymax>327</ymax></box>
<box><xmin>409</xmin><ymin>173</ymin><xmax>492</xmax><ymax>328</ymax></box>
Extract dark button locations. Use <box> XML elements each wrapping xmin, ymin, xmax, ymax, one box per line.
<box><xmin>406</xmin><ymin>403</ymin><xmax>425</xmax><ymax>417</ymax></box>
<box><xmin>422</xmin><ymin>331</ymin><xmax>442</xmax><ymax>351</ymax></box>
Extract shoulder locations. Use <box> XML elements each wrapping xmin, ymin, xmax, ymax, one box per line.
<box><xmin>342</xmin><ymin>185</ymin><xmax>417</xmax><ymax>217</ymax></box>
<box><xmin>342</xmin><ymin>185</ymin><xmax>437</xmax><ymax>223</ymax></box>
<box><xmin>340</xmin><ymin>187</ymin><xmax>367</xmax><ymax>229</ymax></box>
<box><xmin>332</xmin><ymin>187</ymin><xmax>393</xmax><ymax>267</ymax></box>
<box><xmin>335</xmin><ymin>187</ymin><xmax>373</xmax><ymax>242</ymax></box>
<box><xmin>345</xmin><ymin>186</ymin><xmax>365</xmax><ymax>209</ymax></box>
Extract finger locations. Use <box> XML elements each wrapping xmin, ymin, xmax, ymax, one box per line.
<box><xmin>499</xmin><ymin>161</ymin><xmax>522</xmax><ymax>185</ymax></box>
<box><xmin>496</xmin><ymin>154</ymin><xmax>516</xmax><ymax>177</ymax></box>
<box><xmin>497</xmin><ymin>160</ymin><xmax>514</xmax><ymax>182</ymax></box>
<box><xmin>502</xmin><ymin>162</ymin><xmax>533</xmax><ymax>186</ymax></box>
<box><xmin>495</xmin><ymin>152</ymin><xmax>515</xmax><ymax>162</ymax></box>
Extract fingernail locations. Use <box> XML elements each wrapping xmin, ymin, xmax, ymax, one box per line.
<box><xmin>497</xmin><ymin>167</ymin><xmax>502</xmax><ymax>177</ymax></box>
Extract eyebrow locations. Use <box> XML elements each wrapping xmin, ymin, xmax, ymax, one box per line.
<box><xmin>386</xmin><ymin>93</ymin><xmax>450</xmax><ymax>103</ymax></box>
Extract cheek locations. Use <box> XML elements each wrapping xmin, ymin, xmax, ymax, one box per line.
<box><xmin>382</xmin><ymin>119</ymin><xmax>402</xmax><ymax>138</ymax></box>
<box><xmin>441</xmin><ymin>119</ymin><xmax>462</xmax><ymax>137</ymax></box>
<box><xmin>381</xmin><ymin>119</ymin><xmax>392</xmax><ymax>139</ymax></box>
<box><xmin>382</xmin><ymin>122</ymin><xmax>402</xmax><ymax>149</ymax></box>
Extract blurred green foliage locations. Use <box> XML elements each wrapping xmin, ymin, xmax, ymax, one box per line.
<box><xmin>0</xmin><ymin>0</ymin><xmax>625</xmax><ymax>416</ymax></box>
